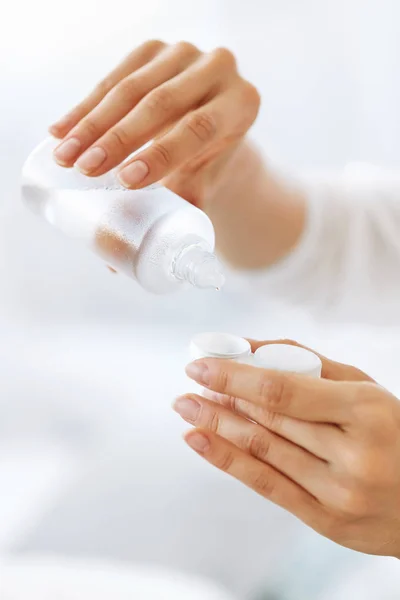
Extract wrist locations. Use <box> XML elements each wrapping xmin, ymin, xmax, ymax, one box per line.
<box><xmin>204</xmin><ymin>141</ymin><xmax>307</xmax><ymax>270</ymax></box>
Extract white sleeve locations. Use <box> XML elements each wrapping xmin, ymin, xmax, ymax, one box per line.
<box><xmin>237</xmin><ymin>164</ymin><xmax>400</xmax><ymax>325</ymax></box>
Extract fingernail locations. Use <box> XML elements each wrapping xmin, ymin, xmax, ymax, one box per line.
<box><xmin>53</xmin><ymin>137</ymin><xmax>81</xmax><ymax>164</ymax></box>
<box><xmin>185</xmin><ymin>431</ymin><xmax>210</xmax><ymax>453</ymax></box>
<box><xmin>173</xmin><ymin>396</ymin><xmax>201</xmax><ymax>423</ymax></box>
<box><xmin>118</xmin><ymin>161</ymin><xmax>149</xmax><ymax>187</ymax></box>
<box><xmin>76</xmin><ymin>147</ymin><xmax>107</xmax><ymax>174</ymax></box>
<box><xmin>185</xmin><ymin>361</ymin><xmax>210</xmax><ymax>386</ymax></box>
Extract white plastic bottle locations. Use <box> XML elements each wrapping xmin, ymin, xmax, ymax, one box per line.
<box><xmin>21</xmin><ymin>138</ymin><xmax>225</xmax><ymax>294</ymax></box>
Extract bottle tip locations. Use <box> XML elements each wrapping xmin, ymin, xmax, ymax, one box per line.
<box><xmin>195</xmin><ymin>261</ymin><xmax>225</xmax><ymax>291</ymax></box>
<box><xmin>172</xmin><ymin>243</ymin><xmax>225</xmax><ymax>291</ymax></box>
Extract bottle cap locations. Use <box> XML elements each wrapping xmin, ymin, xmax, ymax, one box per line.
<box><xmin>254</xmin><ymin>344</ymin><xmax>322</xmax><ymax>378</ymax></box>
<box><xmin>189</xmin><ymin>332</ymin><xmax>252</xmax><ymax>361</ymax></box>
<box><xmin>189</xmin><ymin>334</ymin><xmax>322</xmax><ymax>378</ymax></box>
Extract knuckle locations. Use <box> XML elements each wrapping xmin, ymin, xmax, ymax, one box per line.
<box><xmin>257</xmin><ymin>373</ymin><xmax>275</xmax><ymax>403</ymax></box>
<box><xmin>80</xmin><ymin>116</ymin><xmax>101</xmax><ymax>139</ymax></box>
<box><xmin>263</xmin><ymin>410</ymin><xmax>284</xmax><ymax>432</ymax></box>
<box><xmin>211</xmin><ymin>47</ymin><xmax>237</xmax><ymax>70</ymax></box>
<box><xmin>228</xmin><ymin>395</ymin><xmax>242</xmax><ymax>413</ymax></box>
<box><xmin>94</xmin><ymin>76</ymin><xmax>115</xmax><ymax>96</ymax></box>
<box><xmin>108</xmin><ymin>126</ymin><xmax>131</xmax><ymax>150</ymax></box>
<box><xmin>186</xmin><ymin>111</ymin><xmax>217</xmax><ymax>143</ymax></box>
<box><xmin>116</xmin><ymin>76</ymin><xmax>138</xmax><ymax>100</ymax></box>
<box><xmin>253</xmin><ymin>471</ymin><xmax>275</xmax><ymax>498</ymax></box>
<box><xmin>337</xmin><ymin>486</ymin><xmax>370</xmax><ymax>518</ymax></box>
<box><xmin>352</xmin><ymin>385</ymin><xmax>383</xmax><ymax>430</ymax></box>
<box><xmin>241</xmin><ymin>81</ymin><xmax>261</xmax><ymax>111</ymax></box>
<box><xmin>347</xmin><ymin>449</ymin><xmax>376</xmax><ymax>481</ymax></box>
<box><xmin>143</xmin><ymin>39</ymin><xmax>166</xmax><ymax>53</ymax></box>
<box><xmin>219</xmin><ymin>393</ymin><xmax>241</xmax><ymax>414</ymax></box>
<box><xmin>146</xmin><ymin>86</ymin><xmax>175</xmax><ymax>113</ymax></box>
<box><xmin>150</xmin><ymin>141</ymin><xmax>172</xmax><ymax>167</ymax></box>
<box><xmin>258</xmin><ymin>374</ymin><xmax>292</xmax><ymax>412</ymax></box>
<box><xmin>215</xmin><ymin>369</ymin><xmax>230</xmax><ymax>396</ymax></box>
<box><xmin>347</xmin><ymin>447</ymin><xmax>393</xmax><ymax>486</ymax></box>
<box><xmin>125</xmin><ymin>40</ymin><xmax>166</xmax><ymax>65</ymax></box>
<box><xmin>356</xmin><ymin>381</ymin><xmax>380</xmax><ymax>401</ymax></box>
<box><xmin>208</xmin><ymin>410</ymin><xmax>220</xmax><ymax>434</ymax></box>
<box><xmin>174</xmin><ymin>41</ymin><xmax>199</xmax><ymax>56</ymax></box>
<box><xmin>215</xmin><ymin>450</ymin><xmax>235</xmax><ymax>473</ymax></box>
<box><xmin>248</xmin><ymin>432</ymin><xmax>271</xmax><ymax>461</ymax></box>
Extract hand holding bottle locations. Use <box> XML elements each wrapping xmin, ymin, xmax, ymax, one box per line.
<box><xmin>49</xmin><ymin>40</ymin><xmax>306</xmax><ymax>270</ymax></box>
<box><xmin>50</xmin><ymin>41</ymin><xmax>260</xmax><ymax>204</ymax></box>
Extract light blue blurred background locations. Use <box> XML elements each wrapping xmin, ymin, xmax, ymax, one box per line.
<box><xmin>2</xmin><ymin>0</ymin><xmax>400</xmax><ymax>598</ymax></box>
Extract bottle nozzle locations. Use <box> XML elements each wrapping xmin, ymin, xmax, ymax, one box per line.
<box><xmin>172</xmin><ymin>243</ymin><xmax>225</xmax><ymax>291</ymax></box>
<box><xmin>194</xmin><ymin>260</ymin><xmax>226</xmax><ymax>291</ymax></box>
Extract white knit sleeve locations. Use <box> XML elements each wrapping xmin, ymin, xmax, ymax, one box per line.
<box><xmin>238</xmin><ymin>164</ymin><xmax>400</xmax><ymax>324</ymax></box>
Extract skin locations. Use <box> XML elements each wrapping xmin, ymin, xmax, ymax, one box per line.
<box><xmin>50</xmin><ymin>40</ymin><xmax>305</xmax><ymax>269</ymax></box>
<box><xmin>52</xmin><ymin>41</ymin><xmax>400</xmax><ymax>557</ymax></box>
<box><xmin>176</xmin><ymin>339</ymin><xmax>400</xmax><ymax>559</ymax></box>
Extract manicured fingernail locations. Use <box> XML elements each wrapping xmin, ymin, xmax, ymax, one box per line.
<box><xmin>173</xmin><ymin>396</ymin><xmax>201</xmax><ymax>422</ymax></box>
<box><xmin>76</xmin><ymin>147</ymin><xmax>107</xmax><ymax>174</ymax></box>
<box><xmin>185</xmin><ymin>361</ymin><xmax>210</xmax><ymax>386</ymax></box>
<box><xmin>185</xmin><ymin>431</ymin><xmax>210</xmax><ymax>453</ymax></box>
<box><xmin>53</xmin><ymin>137</ymin><xmax>81</xmax><ymax>164</ymax></box>
<box><xmin>118</xmin><ymin>160</ymin><xmax>149</xmax><ymax>187</ymax></box>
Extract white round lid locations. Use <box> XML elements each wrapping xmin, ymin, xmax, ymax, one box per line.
<box><xmin>190</xmin><ymin>332</ymin><xmax>251</xmax><ymax>360</ymax></box>
<box><xmin>254</xmin><ymin>344</ymin><xmax>322</xmax><ymax>378</ymax></box>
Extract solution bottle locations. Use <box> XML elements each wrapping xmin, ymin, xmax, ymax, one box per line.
<box><xmin>21</xmin><ymin>138</ymin><xmax>225</xmax><ymax>294</ymax></box>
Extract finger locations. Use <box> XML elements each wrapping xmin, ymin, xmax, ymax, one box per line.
<box><xmin>117</xmin><ymin>80</ymin><xmax>257</xmax><ymax>188</ymax></box>
<box><xmin>202</xmin><ymin>388</ymin><xmax>343</xmax><ymax>461</ymax></box>
<box><xmin>73</xmin><ymin>50</ymin><xmax>224</xmax><ymax>177</ymax></box>
<box><xmin>54</xmin><ymin>43</ymin><xmax>200</xmax><ymax>169</ymax></box>
<box><xmin>175</xmin><ymin>394</ymin><xmax>332</xmax><ymax>499</ymax></box>
<box><xmin>248</xmin><ymin>339</ymin><xmax>375</xmax><ymax>383</ymax></box>
<box><xmin>49</xmin><ymin>40</ymin><xmax>166</xmax><ymax>138</ymax></box>
<box><xmin>76</xmin><ymin>49</ymin><xmax>245</xmax><ymax>179</ymax></box>
<box><xmin>186</xmin><ymin>359</ymin><xmax>359</xmax><ymax>424</ymax></box>
<box><xmin>184</xmin><ymin>428</ymin><xmax>324</xmax><ymax>526</ymax></box>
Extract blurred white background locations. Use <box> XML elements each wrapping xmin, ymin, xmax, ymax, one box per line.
<box><xmin>2</xmin><ymin>0</ymin><xmax>400</xmax><ymax>598</ymax></box>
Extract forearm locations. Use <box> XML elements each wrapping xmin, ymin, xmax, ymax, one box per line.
<box><xmin>203</xmin><ymin>142</ymin><xmax>307</xmax><ymax>269</ymax></box>
<box><xmin>210</xmin><ymin>152</ymin><xmax>400</xmax><ymax>325</ymax></box>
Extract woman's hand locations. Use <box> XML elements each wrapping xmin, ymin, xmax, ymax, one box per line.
<box><xmin>175</xmin><ymin>340</ymin><xmax>400</xmax><ymax>558</ymax></box>
<box><xmin>49</xmin><ymin>40</ymin><xmax>260</xmax><ymax>206</ymax></box>
<box><xmin>49</xmin><ymin>40</ymin><xmax>305</xmax><ymax>269</ymax></box>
